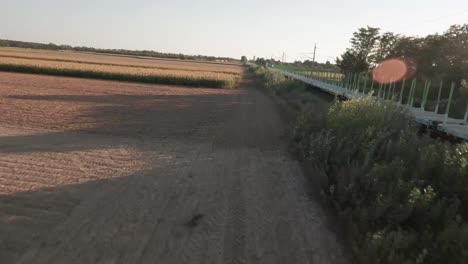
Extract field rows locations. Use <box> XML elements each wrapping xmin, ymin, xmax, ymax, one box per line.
<box><xmin>0</xmin><ymin>47</ymin><xmax>243</xmax><ymax>73</ymax></box>
<box><xmin>0</xmin><ymin>54</ymin><xmax>242</xmax><ymax>75</ymax></box>
<box><xmin>0</xmin><ymin>48</ymin><xmax>243</xmax><ymax>88</ymax></box>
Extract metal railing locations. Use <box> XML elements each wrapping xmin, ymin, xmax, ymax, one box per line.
<box><xmin>274</xmin><ymin>68</ymin><xmax>468</xmax><ymax>140</ymax></box>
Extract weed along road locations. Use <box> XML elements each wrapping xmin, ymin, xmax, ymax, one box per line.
<box><xmin>0</xmin><ymin>72</ymin><xmax>349</xmax><ymax>263</ymax></box>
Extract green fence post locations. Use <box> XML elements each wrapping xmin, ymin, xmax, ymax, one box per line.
<box><xmin>355</xmin><ymin>74</ymin><xmax>361</xmax><ymax>92</ymax></box>
<box><xmin>387</xmin><ymin>82</ymin><xmax>391</xmax><ymax>100</ymax></box>
<box><xmin>423</xmin><ymin>80</ymin><xmax>431</xmax><ymax>110</ymax></box>
<box><xmin>389</xmin><ymin>82</ymin><xmax>394</xmax><ymax>100</ymax></box>
<box><xmin>464</xmin><ymin>103</ymin><xmax>468</xmax><ymax>123</ymax></box>
<box><xmin>399</xmin><ymin>79</ymin><xmax>406</xmax><ymax>104</ymax></box>
<box><xmin>435</xmin><ymin>80</ymin><xmax>443</xmax><ymax>113</ymax></box>
<box><xmin>390</xmin><ymin>82</ymin><xmax>394</xmax><ymax>99</ymax></box>
<box><xmin>346</xmin><ymin>73</ymin><xmax>350</xmax><ymax>89</ymax></box>
<box><xmin>363</xmin><ymin>76</ymin><xmax>368</xmax><ymax>94</ymax></box>
<box><xmin>410</xmin><ymin>79</ymin><xmax>417</xmax><ymax>107</ymax></box>
<box><xmin>421</xmin><ymin>80</ymin><xmax>428</xmax><ymax>110</ymax></box>
<box><xmin>383</xmin><ymin>83</ymin><xmax>387</xmax><ymax>99</ymax></box>
<box><xmin>377</xmin><ymin>82</ymin><xmax>382</xmax><ymax>98</ymax></box>
<box><xmin>444</xmin><ymin>82</ymin><xmax>455</xmax><ymax>125</ymax></box>
<box><xmin>408</xmin><ymin>79</ymin><xmax>415</xmax><ymax>106</ymax></box>
<box><xmin>387</xmin><ymin>83</ymin><xmax>392</xmax><ymax>100</ymax></box>
<box><xmin>347</xmin><ymin>73</ymin><xmax>352</xmax><ymax>89</ymax></box>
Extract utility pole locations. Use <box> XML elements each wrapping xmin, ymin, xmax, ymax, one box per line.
<box><xmin>282</xmin><ymin>52</ymin><xmax>286</xmax><ymax>63</ymax></box>
<box><xmin>312</xmin><ymin>43</ymin><xmax>317</xmax><ymax>63</ymax></box>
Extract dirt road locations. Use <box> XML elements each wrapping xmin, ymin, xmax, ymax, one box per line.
<box><xmin>0</xmin><ymin>72</ymin><xmax>349</xmax><ymax>263</ymax></box>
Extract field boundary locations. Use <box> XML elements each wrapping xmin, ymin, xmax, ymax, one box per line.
<box><xmin>0</xmin><ymin>64</ymin><xmax>237</xmax><ymax>88</ymax></box>
<box><xmin>0</xmin><ymin>54</ymin><xmax>241</xmax><ymax>76</ymax></box>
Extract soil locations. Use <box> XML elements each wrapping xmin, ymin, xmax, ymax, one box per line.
<box><xmin>0</xmin><ymin>72</ymin><xmax>350</xmax><ymax>263</ymax></box>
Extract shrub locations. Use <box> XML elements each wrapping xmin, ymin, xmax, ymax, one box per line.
<box><xmin>248</xmin><ymin>64</ymin><xmax>304</xmax><ymax>95</ymax></box>
<box><xmin>294</xmin><ymin>96</ymin><xmax>468</xmax><ymax>263</ymax></box>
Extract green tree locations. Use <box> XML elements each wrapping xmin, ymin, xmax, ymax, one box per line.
<box><xmin>386</xmin><ymin>25</ymin><xmax>468</xmax><ymax>94</ymax></box>
<box><xmin>255</xmin><ymin>57</ymin><xmax>267</xmax><ymax>67</ymax></box>
<box><xmin>440</xmin><ymin>24</ymin><xmax>468</xmax><ymax>88</ymax></box>
<box><xmin>336</xmin><ymin>50</ymin><xmax>368</xmax><ymax>73</ymax></box>
<box><xmin>337</xmin><ymin>26</ymin><xmax>380</xmax><ymax>72</ymax></box>
<box><xmin>351</xmin><ymin>26</ymin><xmax>381</xmax><ymax>66</ymax></box>
<box><xmin>374</xmin><ymin>32</ymin><xmax>400</xmax><ymax>63</ymax></box>
<box><xmin>241</xmin><ymin>56</ymin><xmax>248</xmax><ymax>63</ymax></box>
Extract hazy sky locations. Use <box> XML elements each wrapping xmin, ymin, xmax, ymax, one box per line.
<box><xmin>1</xmin><ymin>0</ymin><xmax>467</xmax><ymax>62</ymax></box>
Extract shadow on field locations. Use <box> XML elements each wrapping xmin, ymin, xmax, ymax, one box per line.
<box><xmin>0</xmin><ymin>163</ymin><xmax>201</xmax><ymax>263</ymax></box>
<box><xmin>0</xmin><ymin>131</ymin><xmax>127</xmax><ymax>154</ymax></box>
<box><xmin>1</xmin><ymin>92</ymin><xmax>247</xmax><ymax>154</ymax></box>
<box><xmin>1</xmin><ymin>91</ymin><xmax>248</xmax><ymax>262</ymax></box>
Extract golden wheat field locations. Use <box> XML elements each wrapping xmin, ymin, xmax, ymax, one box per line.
<box><xmin>0</xmin><ymin>47</ymin><xmax>243</xmax><ymax>88</ymax></box>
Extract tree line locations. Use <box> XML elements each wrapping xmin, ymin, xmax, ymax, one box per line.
<box><xmin>336</xmin><ymin>24</ymin><xmax>468</xmax><ymax>92</ymax></box>
<box><xmin>0</xmin><ymin>39</ymin><xmax>238</xmax><ymax>62</ymax></box>
<box><xmin>253</xmin><ymin>57</ymin><xmax>339</xmax><ymax>72</ymax></box>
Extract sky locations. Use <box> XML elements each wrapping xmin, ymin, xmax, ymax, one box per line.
<box><xmin>1</xmin><ymin>0</ymin><xmax>467</xmax><ymax>63</ymax></box>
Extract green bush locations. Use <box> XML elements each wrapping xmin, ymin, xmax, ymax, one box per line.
<box><xmin>294</xmin><ymin>97</ymin><xmax>468</xmax><ymax>263</ymax></box>
<box><xmin>248</xmin><ymin>64</ymin><xmax>303</xmax><ymax>95</ymax></box>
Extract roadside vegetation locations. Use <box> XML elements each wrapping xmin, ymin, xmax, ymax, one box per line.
<box><xmin>294</xmin><ymin>98</ymin><xmax>468</xmax><ymax>264</ymax></box>
<box><xmin>0</xmin><ymin>48</ymin><xmax>241</xmax><ymax>88</ymax></box>
<box><xmin>251</xmin><ymin>63</ymin><xmax>468</xmax><ymax>264</ymax></box>
<box><xmin>248</xmin><ymin>64</ymin><xmax>303</xmax><ymax>95</ymax></box>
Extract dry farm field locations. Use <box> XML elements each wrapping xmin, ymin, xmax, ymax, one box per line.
<box><xmin>0</xmin><ymin>47</ymin><xmax>242</xmax><ymax>88</ymax></box>
<box><xmin>0</xmin><ymin>71</ymin><xmax>349</xmax><ymax>263</ymax></box>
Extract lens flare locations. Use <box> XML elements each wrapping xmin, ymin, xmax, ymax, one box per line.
<box><xmin>372</xmin><ymin>59</ymin><xmax>416</xmax><ymax>84</ymax></box>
